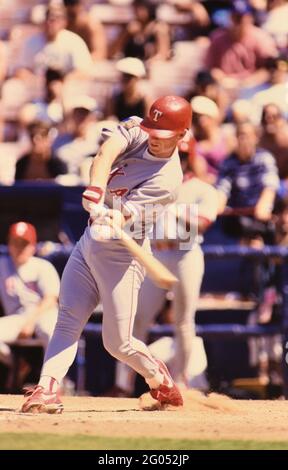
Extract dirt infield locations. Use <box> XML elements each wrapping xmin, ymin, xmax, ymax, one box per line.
<box><xmin>0</xmin><ymin>391</ymin><xmax>286</xmax><ymax>442</ymax></box>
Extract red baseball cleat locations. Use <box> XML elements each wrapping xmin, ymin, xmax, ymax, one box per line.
<box><xmin>150</xmin><ymin>360</ymin><xmax>184</xmax><ymax>407</ymax></box>
<box><xmin>20</xmin><ymin>385</ymin><xmax>64</xmax><ymax>414</ymax></box>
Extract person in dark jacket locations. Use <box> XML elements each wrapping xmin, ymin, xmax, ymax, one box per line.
<box><xmin>15</xmin><ymin>121</ymin><xmax>67</xmax><ymax>181</ymax></box>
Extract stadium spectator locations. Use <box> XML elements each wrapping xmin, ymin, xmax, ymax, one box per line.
<box><xmin>274</xmin><ymin>196</ymin><xmax>288</xmax><ymax>245</ymax></box>
<box><xmin>177</xmin><ymin>129</ymin><xmax>206</xmax><ymax>181</ymax></box>
<box><xmin>34</xmin><ymin>67</ymin><xmax>65</xmax><ymax>125</ymax></box>
<box><xmin>190</xmin><ymin>96</ymin><xmax>236</xmax><ymax>184</ymax></box>
<box><xmin>111</xmin><ymin>0</ymin><xmax>171</xmax><ymax>61</ymax></box>
<box><xmin>0</xmin><ymin>222</ymin><xmax>60</xmax><ymax>367</ymax></box>
<box><xmin>63</xmin><ymin>0</ymin><xmax>107</xmax><ymax>61</ymax></box>
<box><xmin>16</xmin><ymin>68</ymin><xmax>66</xmax><ymax>128</ymax></box>
<box><xmin>0</xmin><ymin>111</ymin><xmax>31</xmax><ymax>185</ymax></box>
<box><xmin>247</xmin><ymin>196</ymin><xmax>288</xmax><ymax>387</ymax></box>
<box><xmin>0</xmin><ymin>40</ymin><xmax>7</xmax><ymax>84</ymax></box>
<box><xmin>259</xmin><ymin>103</ymin><xmax>288</xmax><ymax>181</ymax></box>
<box><xmin>216</xmin><ymin>121</ymin><xmax>281</xmax><ymax>385</ymax></box>
<box><xmin>262</xmin><ymin>0</ymin><xmax>288</xmax><ymax>51</ymax></box>
<box><xmin>187</xmin><ymin>70</ymin><xmax>229</xmax><ymax>121</ymax></box>
<box><xmin>166</xmin><ymin>0</ymin><xmax>210</xmax><ymax>41</ymax></box>
<box><xmin>52</xmin><ymin>96</ymin><xmax>99</xmax><ymax>178</ymax></box>
<box><xmin>247</xmin><ymin>285</ymin><xmax>283</xmax><ymax>387</ymax></box>
<box><xmin>205</xmin><ymin>0</ymin><xmax>277</xmax><ymax>92</ymax></box>
<box><xmin>251</xmin><ymin>56</ymin><xmax>288</xmax><ymax>120</ymax></box>
<box><xmin>108</xmin><ymin>57</ymin><xmax>149</xmax><ymax>121</ymax></box>
<box><xmin>15</xmin><ymin>2</ymin><xmax>93</xmax><ymax>77</ymax></box>
<box><xmin>217</xmin><ymin>121</ymin><xmax>279</xmax><ymax>243</ymax></box>
<box><xmin>230</xmin><ymin>99</ymin><xmax>256</xmax><ymax>125</ymax></box>
<box><xmin>15</xmin><ymin>121</ymin><xmax>67</xmax><ymax>181</ymax></box>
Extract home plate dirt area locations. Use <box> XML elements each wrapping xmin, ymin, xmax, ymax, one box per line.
<box><xmin>0</xmin><ymin>391</ymin><xmax>287</xmax><ymax>443</ymax></box>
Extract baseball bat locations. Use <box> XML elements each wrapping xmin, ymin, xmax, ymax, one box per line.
<box><xmin>105</xmin><ymin>221</ymin><xmax>178</xmax><ymax>290</ymax></box>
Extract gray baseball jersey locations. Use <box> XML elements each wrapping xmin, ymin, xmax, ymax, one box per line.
<box><xmin>154</xmin><ymin>176</ymin><xmax>218</xmax><ymax>248</ymax></box>
<box><xmin>173</xmin><ymin>175</ymin><xmax>218</xmax><ymax>244</ymax></box>
<box><xmin>175</xmin><ymin>176</ymin><xmax>218</xmax><ymax>220</ymax></box>
<box><xmin>0</xmin><ymin>255</ymin><xmax>60</xmax><ymax>346</ymax></box>
<box><xmin>0</xmin><ymin>255</ymin><xmax>60</xmax><ymax>316</ymax></box>
<box><xmin>103</xmin><ymin>117</ymin><xmax>183</xmax><ymax>238</ymax></box>
<box><xmin>40</xmin><ymin>117</ymin><xmax>184</xmax><ymax>386</ymax></box>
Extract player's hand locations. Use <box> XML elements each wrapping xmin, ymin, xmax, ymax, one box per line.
<box><xmin>90</xmin><ymin>208</ymin><xmax>125</xmax><ymax>242</ymax></box>
<box><xmin>90</xmin><ymin>206</ymin><xmax>124</xmax><ymax>226</ymax></box>
<box><xmin>89</xmin><ymin>206</ymin><xmax>111</xmax><ymax>242</ymax></box>
<box><xmin>90</xmin><ymin>223</ymin><xmax>113</xmax><ymax>242</ymax></box>
<box><xmin>98</xmin><ymin>208</ymin><xmax>124</xmax><ymax>226</ymax></box>
<box><xmin>254</xmin><ymin>203</ymin><xmax>272</xmax><ymax>222</ymax></box>
<box><xmin>90</xmin><ymin>205</ymin><xmax>110</xmax><ymax>220</ymax></box>
<box><xmin>82</xmin><ymin>186</ymin><xmax>104</xmax><ymax>213</ymax></box>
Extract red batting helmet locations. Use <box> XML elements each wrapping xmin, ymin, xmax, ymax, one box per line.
<box><xmin>140</xmin><ymin>95</ymin><xmax>192</xmax><ymax>138</ymax></box>
<box><xmin>8</xmin><ymin>222</ymin><xmax>37</xmax><ymax>245</ymax></box>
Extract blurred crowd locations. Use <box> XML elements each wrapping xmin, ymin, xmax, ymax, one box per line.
<box><xmin>0</xmin><ymin>0</ymin><xmax>286</xmax><ymax>189</ymax></box>
<box><xmin>1</xmin><ymin>0</ymin><xmax>288</xmax><ymax>397</ymax></box>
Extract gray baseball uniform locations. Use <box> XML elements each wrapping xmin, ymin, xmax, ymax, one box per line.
<box><xmin>41</xmin><ymin>117</ymin><xmax>183</xmax><ymax>384</ymax></box>
<box><xmin>116</xmin><ymin>177</ymin><xmax>218</xmax><ymax>391</ymax></box>
<box><xmin>0</xmin><ymin>255</ymin><xmax>60</xmax><ymax>346</ymax></box>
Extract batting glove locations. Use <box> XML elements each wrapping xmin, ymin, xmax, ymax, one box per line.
<box><xmin>89</xmin><ymin>208</ymin><xmax>124</xmax><ymax>242</ymax></box>
<box><xmin>90</xmin><ymin>205</ymin><xmax>110</xmax><ymax>220</ymax></box>
<box><xmin>90</xmin><ymin>223</ymin><xmax>113</xmax><ymax>242</ymax></box>
<box><xmin>82</xmin><ymin>186</ymin><xmax>104</xmax><ymax>214</ymax></box>
<box><xmin>90</xmin><ymin>207</ymin><xmax>124</xmax><ymax>227</ymax></box>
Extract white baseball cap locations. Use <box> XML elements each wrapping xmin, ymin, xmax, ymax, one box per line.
<box><xmin>109</xmin><ymin>0</ymin><xmax>134</xmax><ymax>4</ymax></box>
<box><xmin>231</xmin><ymin>99</ymin><xmax>253</xmax><ymax>116</ymax></box>
<box><xmin>66</xmin><ymin>95</ymin><xmax>97</xmax><ymax>112</ymax></box>
<box><xmin>116</xmin><ymin>57</ymin><xmax>146</xmax><ymax>78</ymax></box>
<box><xmin>190</xmin><ymin>96</ymin><xmax>219</xmax><ymax>119</ymax></box>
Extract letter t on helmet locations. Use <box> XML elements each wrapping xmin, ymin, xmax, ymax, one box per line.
<box><xmin>140</xmin><ymin>95</ymin><xmax>192</xmax><ymax>138</ymax></box>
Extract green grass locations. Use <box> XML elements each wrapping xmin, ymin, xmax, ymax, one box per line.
<box><xmin>0</xmin><ymin>434</ymin><xmax>288</xmax><ymax>450</ymax></box>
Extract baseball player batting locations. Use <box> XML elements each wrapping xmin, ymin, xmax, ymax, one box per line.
<box><xmin>21</xmin><ymin>95</ymin><xmax>192</xmax><ymax>413</ymax></box>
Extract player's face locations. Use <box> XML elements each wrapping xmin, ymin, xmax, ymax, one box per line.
<box><xmin>8</xmin><ymin>238</ymin><xmax>35</xmax><ymax>266</ymax></box>
<box><xmin>148</xmin><ymin>134</ymin><xmax>182</xmax><ymax>158</ymax></box>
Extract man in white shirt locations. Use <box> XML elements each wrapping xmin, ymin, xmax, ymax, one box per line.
<box><xmin>16</xmin><ymin>3</ymin><xmax>93</xmax><ymax>76</ymax></box>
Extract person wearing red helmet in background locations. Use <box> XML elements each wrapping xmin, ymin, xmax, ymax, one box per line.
<box><xmin>0</xmin><ymin>222</ymin><xmax>60</xmax><ymax>372</ymax></box>
<box><xmin>21</xmin><ymin>96</ymin><xmax>192</xmax><ymax>413</ymax></box>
